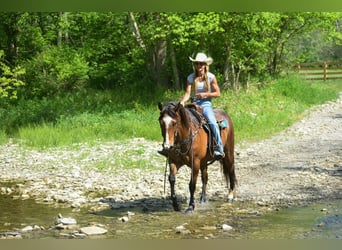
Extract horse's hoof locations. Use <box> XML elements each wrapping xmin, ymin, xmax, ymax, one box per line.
<box><xmin>173</xmin><ymin>204</ymin><xmax>182</xmax><ymax>212</ymax></box>
<box><xmin>227</xmin><ymin>193</ymin><xmax>235</xmax><ymax>203</ymax></box>
<box><xmin>184</xmin><ymin>206</ymin><xmax>194</xmax><ymax>214</ymax></box>
<box><xmin>199</xmin><ymin>197</ymin><xmax>207</xmax><ymax>203</ymax></box>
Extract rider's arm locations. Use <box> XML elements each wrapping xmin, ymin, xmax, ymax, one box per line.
<box><xmin>196</xmin><ymin>76</ymin><xmax>221</xmax><ymax>99</ymax></box>
<box><xmin>180</xmin><ymin>82</ymin><xmax>192</xmax><ymax>106</ymax></box>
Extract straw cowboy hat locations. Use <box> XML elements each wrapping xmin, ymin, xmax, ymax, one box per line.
<box><xmin>189</xmin><ymin>52</ymin><xmax>213</xmax><ymax>65</ymax></box>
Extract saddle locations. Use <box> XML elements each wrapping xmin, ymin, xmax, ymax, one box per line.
<box><xmin>184</xmin><ymin>103</ymin><xmax>228</xmax><ymax>129</ymax></box>
<box><xmin>185</xmin><ymin>103</ymin><xmax>206</xmax><ymax>124</ymax></box>
<box><xmin>185</xmin><ymin>103</ymin><xmax>228</xmax><ymax>156</ymax></box>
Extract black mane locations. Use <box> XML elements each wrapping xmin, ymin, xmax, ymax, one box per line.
<box><xmin>159</xmin><ymin>101</ymin><xmax>200</xmax><ymax>128</ymax></box>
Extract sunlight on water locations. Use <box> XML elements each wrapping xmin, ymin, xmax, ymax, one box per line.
<box><xmin>1</xmin><ymin>188</ymin><xmax>341</xmax><ymax>239</ymax></box>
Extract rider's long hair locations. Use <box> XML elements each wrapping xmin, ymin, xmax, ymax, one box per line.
<box><xmin>192</xmin><ymin>64</ymin><xmax>211</xmax><ymax>96</ymax></box>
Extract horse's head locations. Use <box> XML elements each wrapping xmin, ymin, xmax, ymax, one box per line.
<box><xmin>158</xmin><ymin>101</ymin><xmax>188</xmax><ymax>150</ymax></box>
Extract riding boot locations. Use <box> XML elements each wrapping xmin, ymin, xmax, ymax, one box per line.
<box><xmin>158</xmin><ymin>148</ymin><xmax>168</xmax><ymax>157</ymax></box>
<box><xmin>209</xmin><ymin>123</ymin><xmax>225</xmax><ymax>160</ymax></box>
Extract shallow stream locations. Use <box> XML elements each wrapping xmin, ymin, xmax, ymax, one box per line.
<box><xmin>1</xmin><ymin>190</ymin><xmax>341</xmax><ymax>239</ymax></box>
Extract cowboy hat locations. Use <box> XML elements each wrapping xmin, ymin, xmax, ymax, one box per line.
<box><xmin>189</xmin><ymin>52</ymin><xmax>213</xmax><ymax>65</ymax></box>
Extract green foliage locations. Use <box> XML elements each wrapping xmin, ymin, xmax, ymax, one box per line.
<box><xmin>0</xmin><ymin>50</ymin><xmax>26</xmax><ymax>99</ymax></box>
<box><xmin>22</xmin><ymin>46</ymin><xmax>89</xmax><ymax>97</ymax></box>
<box><xmin>0</xmin><ymin>81</ymin><xmax>164</xmax><ymax>142</ymax></box>
<box><xmin>0</xmin><ymin>129</ymin><xmax>6</xmax><ymax>144</ymax></box>
<box><xmin>0</xmin><ymin>11</ymin><xmax>342</xmax><ymax>153</ymax></box>
<box><xmin>270</xmin><ymin>75</ymin><xmax>338</xmax><ymax>105</ymax></box>
<box><xmin>1</xmin><ymin>12</ymin><xmax>342</xmax><ymax>95</ymax></box>
<box><xmin>1</xmin><ymin>76</ymin><xmax>340</xmax><ymax>149</ymax></box>
<box><xmin>15</xmin><ymin>108</ymin><xmax>161</xmax><ymax>149</ymax></box>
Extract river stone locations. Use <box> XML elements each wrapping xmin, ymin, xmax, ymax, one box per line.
<box><xmin>221</xmin><ymin>224</ymin><xmax>233</xmax><ymax>231</ymax></box>
<box><xmin>57</xmin><ymin>217</ymin><xmax>77</xmax><ymax>225</ymax></box>
<box><xmin>21</xmin><ymin>225</ymin><xmax>33</xmax><ymax>232</ymax></box>
<box><xmin>119</xmin><ymin>216</ymin><xmax>129</xmax><ymax>222</ymax></box>
<box><xmin>80</xmin><ymin>226</ymin><xmax>108</xmax><ymax>235</ymax></box>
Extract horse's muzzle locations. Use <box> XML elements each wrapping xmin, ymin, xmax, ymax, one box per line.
<box><xmin>163</xmin><ymin>142</ymin><xmax>175</xmax><ymax>151</ymax></box>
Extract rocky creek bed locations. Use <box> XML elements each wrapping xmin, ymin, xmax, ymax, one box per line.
<box><xmin>0</xmin><ymin>93</ymin><xmax>341</xmax><ymax>239</ymax></box>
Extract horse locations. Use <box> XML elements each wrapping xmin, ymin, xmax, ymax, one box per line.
<box><xmin>158</xmin><ymin>101</ymin><xmax>237</xmax><ymax>213</ymax></box>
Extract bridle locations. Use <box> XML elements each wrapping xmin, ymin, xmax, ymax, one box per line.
<box><xmin>162</xmin><ymin>110</ymin><xmax>201</xmax><ymax>156</ymax></box>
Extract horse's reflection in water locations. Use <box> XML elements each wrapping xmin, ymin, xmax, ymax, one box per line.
<box><xmin>158</xmin><ymin>101</ymin><xmax>238</xmax><ymax>213</ymax></box>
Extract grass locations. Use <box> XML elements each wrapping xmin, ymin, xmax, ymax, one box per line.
<box><xmin>1</xmin><ymin>75</ymin><xmax>341</xmax><ymax>150</ymax></box>
<box><xmin>17</xmin><ymin>111</ymin><xmax>161</xmax><ymax>148</ymax></box>
<box><xmin>216</xmin><ymin>77</ymin><xmax>341</xmax><ymax>143</ymax></box>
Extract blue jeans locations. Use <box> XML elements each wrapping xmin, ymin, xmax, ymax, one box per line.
<box><xmin>194</xmin><ymin>99</ymin><xmax>224</xmax><ymax>155</ymax></box>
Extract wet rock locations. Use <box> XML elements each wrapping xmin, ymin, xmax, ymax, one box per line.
<box><xmin>72</xmin><ymin>232</ymin><xmax>87</xmax><ymax>238</ymax></box>
<box><xmin>175</xmin><ymin>227</ymin><xmax>191</xmax><ymax>235</ymax></box>
<box><xmin>56</xmin><ymin>217</ymin><xmax>77</xmax><ymax>225</ymax></box>
<box><xmin>221</xmin><ymin>224</ymin><xmax>233</xmax><ymax>231</ymax></box>
<box><xmin>175</xmin><ymin>225</ymin><xmax>186</xmax><ymax>232</ymax></box>
<box><xmin>127</xmin><ymin>211</ymin><xmax>135</xmax><ymax>216</ymax></box>
<box><xmin>80</xmin><ymin>226</ymin><xmax>107</xmax><ymax>235</ymax></box>
<box><xmin>119</xmin><ymin>216</ymin><xmax>129</xmax><ymax>222</ymax></box>
<box><xmin>175</xmin><ymin>224</ymin><xmax>191</xmax><ymax>235</ymax></box>
<box><xmin>21</xmin><ymin>225</ymin><xmax>33</xmax><ymax>232</ymax></box>
<box><xmin>56</xmin><ymin>214</ymin><xmax>77</xmax><ymax>227</ymax></box>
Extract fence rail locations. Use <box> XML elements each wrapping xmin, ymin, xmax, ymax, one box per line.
<box><xmin>296</xmin><ymin>61</ymin><xmax>342</xmax><ymax>81</ymax></box>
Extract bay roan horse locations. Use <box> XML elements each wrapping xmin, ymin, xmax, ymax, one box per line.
<box><xmin>158</xmin><ymin>101</ymin><xmax>237</xmax><ymax>213</ymax></box>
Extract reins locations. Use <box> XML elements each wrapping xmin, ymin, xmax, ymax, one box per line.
<box><xmin>163</xmin><ymin>157</ymin><xmax>168</xmax><ymax>195</ymax></box>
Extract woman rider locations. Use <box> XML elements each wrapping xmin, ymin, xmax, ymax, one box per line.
<box><xmin>158</xmin><ymin>52</ymin><xmax>224</xmax><ymax>160</ymax></box>
<box><xmin>180</xmin><ymin>52</ymin><xmax>224</xmax><ymax>160</ymax></box>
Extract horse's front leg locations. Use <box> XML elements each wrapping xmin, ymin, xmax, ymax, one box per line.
<box><xmin>169</xmin><ymin>163</ymin><xmax>182</xmax><ymax>211</ymax></box>
<box><xmin>185</xmin><ymin>164</ymin><xmax>200</xmax><ymax>214</ymax></box>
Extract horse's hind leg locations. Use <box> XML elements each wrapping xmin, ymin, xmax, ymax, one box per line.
<box><xmin>200</xmin><ymin>165</ymin><xmax>208</xmax><ymax>203</ymax></box>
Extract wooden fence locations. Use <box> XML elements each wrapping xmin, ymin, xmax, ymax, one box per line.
<box><xmin>296</xmin><ymin>61</ymin><xmax>342</xmax><ymax>81</ymax></box>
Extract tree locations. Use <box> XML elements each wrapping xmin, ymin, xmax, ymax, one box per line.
<box><xmin>0</xmin><ymin>11</ymin><xmax>341</xmax><ymax>98</ymax></box>
<box><xmin>0</xmin><ymin>50</ymin><xmax>25</xmax><ymax>99</ymax></box>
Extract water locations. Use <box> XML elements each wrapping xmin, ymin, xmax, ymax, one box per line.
<box><xmin>1</xmin><ymin>189</ymin><xmax>341</xmax><ymax>239</ymax></box>
<box><xmin>242</xmin><ymin>200</ymin><xmax>342</xmax><ymax>239</ymax></box>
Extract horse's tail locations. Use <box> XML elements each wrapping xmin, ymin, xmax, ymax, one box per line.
<box><xmin>219</xmin><ymin>111</ymin><xmax>237</xmax><ymax>196</ymax></box>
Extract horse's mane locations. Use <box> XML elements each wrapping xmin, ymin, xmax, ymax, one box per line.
<box><xmin>159</xmin><ymin>101</ymin><xmax>177</xmax><ymax>119</ymax></box>
<box><xmin>159</xmin><ymin>101</ymin><xmax>200</xmax><ymax>129</ymax></box>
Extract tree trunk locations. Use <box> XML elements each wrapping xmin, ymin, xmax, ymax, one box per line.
<box><xmin>223</xmin><ymin>43</ymin><xmax>232</xmax><ymax>89</ymax></box>
<box><xmin>151</xmin><ymin>39</ymin><xmax>168</xmax><ymax>85</ymax></box>
<box><xmin>128</xmin><ymin>12</ymin><xmax>145</xmax><ymax>50</ymax></box>
<box><xmin>3</xmin><ymin>13</ymin><xmax>20</xmax><ymax>65</ymax></box>
<box><xmin>169</xmin><ymin>41</ymin><xmax>180</xmax><ymax>89</ymax></box>
<box><xmin>57</xmin><ymin>12</ymin><xmax>63</xmax><ymax>47</ymax></box>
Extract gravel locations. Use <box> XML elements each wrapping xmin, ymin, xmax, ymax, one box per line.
<box><xmin>1</xmin><ymin>93</ymin><xmax>341</xmax><ymax>210</ymax></box>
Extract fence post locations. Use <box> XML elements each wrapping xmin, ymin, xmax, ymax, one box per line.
<box><xmin>323</xmin><ymin>62</ymin><xmax>327</xmax><ymax>81</ymax></box>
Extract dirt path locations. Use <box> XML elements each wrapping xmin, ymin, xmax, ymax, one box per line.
<box><xmin>1</xmin><ymin>93</ymin><xmax>341</xmax><ymax>210</ymax></box>
<box><xmin>234</xmin><ymin>93</ymin><xmax>342</xmax><ymax>205</ymax></box>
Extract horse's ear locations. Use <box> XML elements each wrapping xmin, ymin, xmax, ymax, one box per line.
<box><xmin>158</xmin><ymin>102</ymin><xmax>163</xmax><ymax>111</ymax></box>
<box><xmin>175</xmin><ymin>102</ymin><xmax>183</xmax><ymax>112</ymax></box>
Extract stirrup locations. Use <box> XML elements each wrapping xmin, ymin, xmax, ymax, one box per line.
<box><xmin>214</xmin><ymin>151</ymin><xmax>225</xmax><ymax>160</ymax></box>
